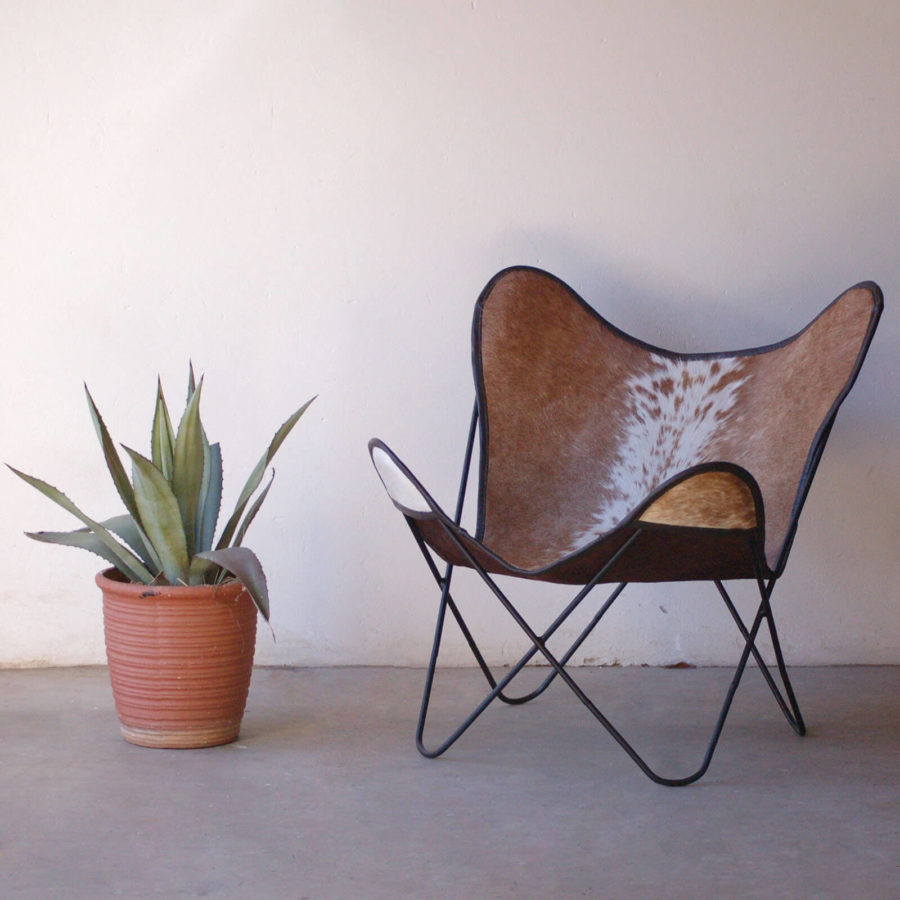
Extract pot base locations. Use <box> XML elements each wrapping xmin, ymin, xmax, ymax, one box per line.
<box><xmin>120</xmin><ymin>723</ymin><xmax>241</xmax><ymax>749</ymax></box>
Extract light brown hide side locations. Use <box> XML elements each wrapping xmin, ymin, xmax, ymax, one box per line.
<box><xmin>639</xmin><ymin>471</ymin><xmax>758</xmax><ymax>529</ymax></box>
<box><xmin>476</xmin><ymin>271</ymin><xmax>876</xmax><ymax>572</ymax></box>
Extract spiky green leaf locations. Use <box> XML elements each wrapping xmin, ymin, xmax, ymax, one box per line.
<box><xmin>151</xmin><ymin>379</ymin><xmax>175</xmax><ymax>480</ymax></box>
<box><xmin>31</xmin><ymin>515</ymin><xmax>152</xmax><ymax>564</ymax></box>
<box><xmin>196</xmin><ymin>441</ymin><xmax>222</xmax><ymax>553</ymax></box>
<box><xmin>217</xmin><ymin>396</ymin><xmax>316</xmax><ymax>549</ymax></box>
<box><xmin>195</xmin><ymin>426</ymin><xmax>212</xmax><ymax>540</ymax></box>
<box><xmin>187</xmin><ymin>362</ymin><xmax>197</xmax><ymax>405</ymax></box>
<box><xmin>7</xmin><ymin>466</ymin><xmax>153</xmax><ymax>583</ymax></box>
<box><xmin>124</xmin><ymin>448</ymin><xmax>190</xmax><ymax>585</ymax></box>
<box><xmin>195</xmin><ymin>546</ymin><xmax>270</xmax><ymax>620</ymax></box>
<box><xmin>100</xmin><ymin>514</ymin><xmax>162</xmax><ymax>574</ymax></box>
<box><xmin>233</xmin><ymin>469</ymin><xmax>274</xmax><ymax>548</ymax></box>
<box><xmin>84</xmin><ymin>386</ymin><xmax>140</xmax><ymax>523</ymax></box>
<box><xmin>26</xmin><ymin>527</ymin><xmax>141</xmax><ymax>576</ymax></box>
<box><xmin>172</xmin><ymin>378</ymin><xmax>205</xmax><ymax>556</ymax></box>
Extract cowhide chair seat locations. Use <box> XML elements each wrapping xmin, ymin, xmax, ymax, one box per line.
<box><xmin>369</xmin><ymin>266</ymin><xmax>882</xmax><ymax>785</ymax></box>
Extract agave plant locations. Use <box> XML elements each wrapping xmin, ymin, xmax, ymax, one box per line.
<box><xmin>8</xmin><ymin>367</ymin><xmax>314</xmax><ymax>620</ymax></box>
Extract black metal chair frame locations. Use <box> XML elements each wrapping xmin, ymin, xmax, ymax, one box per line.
<box><xmin>407</xmin><ymin>403</ymin><xmax>806</xmax><ymax>787</ymax></box>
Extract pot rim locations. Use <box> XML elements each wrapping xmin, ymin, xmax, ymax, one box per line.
<box><xmin>96</xmin><ymin>567</ymin><xmax>243</xmax><ymax>600</ymax></box>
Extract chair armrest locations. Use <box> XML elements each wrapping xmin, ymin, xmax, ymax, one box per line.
<box><xmin>369</xmin><ymin>439</ymin><xmax>439</xmax><ymax>518</ymax></box>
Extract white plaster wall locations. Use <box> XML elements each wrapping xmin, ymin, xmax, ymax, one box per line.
<box><xmin>1</xmin><ymin>1</ymin><xmax>897</xmax><ymax>667</ymax></box>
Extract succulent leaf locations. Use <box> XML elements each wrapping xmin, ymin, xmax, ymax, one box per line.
<box><xmin>7</xmin><ymin>466</ymin><xmax>153</xmax><ymax>583</ymax></box>
<box><xmin>29</xmin><ymin>515</ymin><xmax>153</xmax><ymax>565</ymax></box>
<box><xmin>151</xmin><ymin>379</ymin><xmax>175</xmax><ymax>480</ymax></box>
<box><xmin>196</xmin><ymin>546</ymin><xmax>270</xmax><ymax>620</ymax></box>
<box><xmin>26</xmin><ymin>528</ymin><xmax>146</xmax><ymax>576</ymax></box>
<box><xmin>195</xmin><ymin>426</ymin><xmax>212</xmax><ymax>544</ymax></box>
<box><xmin>124</xmin><ymin>448</ymin><xmax>190</xmax><ymax>585</ymax></box>
<box><xmin>233</xmin><ymin>469</ymin><xmax>274</xmax><ymax>548</ymax></box>
<box><xmin>172</xmin><ymin>379</ymin><xmax>205</xmax><ymax>556</ymax></box>
<box><xmin>84</xmin><ymin>386</ymin><xmax>141</xmax><ymax>524</ymax></box>
<box><xmin>217</xmin><ymin>395</ymin><xmax>316</xmax><ymax>549</ymax></box>
<box><xmin>196</xmin><ymin>441</ymin><xmax>222</xmax><ymax>553</ymax></box>
<box><xmin>101</xmin><ymin>514</ymin><xmax>163</xmax><ymax>574</ymax></box>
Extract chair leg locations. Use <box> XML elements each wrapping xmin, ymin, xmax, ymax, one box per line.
<box><xmin>715</xmin><ymin>577</ymin><xmax>806</xmax><ymax>735</ymax></box>
<box><xmin>410</xmin><ymin>527</ymin><xmax>642</xmax><ymax>757</ymax></box>
<box><xmin>445</xmin><ymin>594</ymin><xmax>554</xmax><ymax>705</ymax></box>
<box><xmin>405</xmin><ymin>521</ymin><xmax>547</xmax><ymax>709</ymax></box>
<box><xmin>415</xmin><ymin>583</ymin><xmax>544</xmax><ymax>758</ymax></box>
<box><xmin>410</xmin><ymin>524</ymin><xmax>805</xmax><ymax>785</ymax></box>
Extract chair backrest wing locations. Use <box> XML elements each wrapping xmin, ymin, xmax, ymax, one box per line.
<box><xmin>472</xmin><ymin>267</ymin><xmax>881</xmax><ymax>575</ymax></box>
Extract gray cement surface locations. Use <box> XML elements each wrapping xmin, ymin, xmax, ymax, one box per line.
<box><xmin>1</xmin><ymin>665</ymin><xmax>898</xmax><ymax>899</ymax></box>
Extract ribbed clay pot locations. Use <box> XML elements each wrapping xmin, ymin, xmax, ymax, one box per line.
<box><xmin>97</xmin><ymin>568</ymin><xmax>257</xmax><ymax>749</ymax></box>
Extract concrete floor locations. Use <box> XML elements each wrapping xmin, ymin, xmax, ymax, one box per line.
<box><xmin>1</xmin><ymin>665</ymin><xmax>898</xmax><ymax>899</ymax></box>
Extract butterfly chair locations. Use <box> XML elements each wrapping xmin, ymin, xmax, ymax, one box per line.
<box><xmin>369</xmin><ymin>267</ymin><xmax>882</xmax><ymax>785</ymax></box>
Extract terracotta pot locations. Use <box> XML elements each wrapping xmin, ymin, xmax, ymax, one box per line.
<box><xmin>97</xmin><ymin>568</ymin><xmax>257</xmax><ymax>749</ymax></box>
